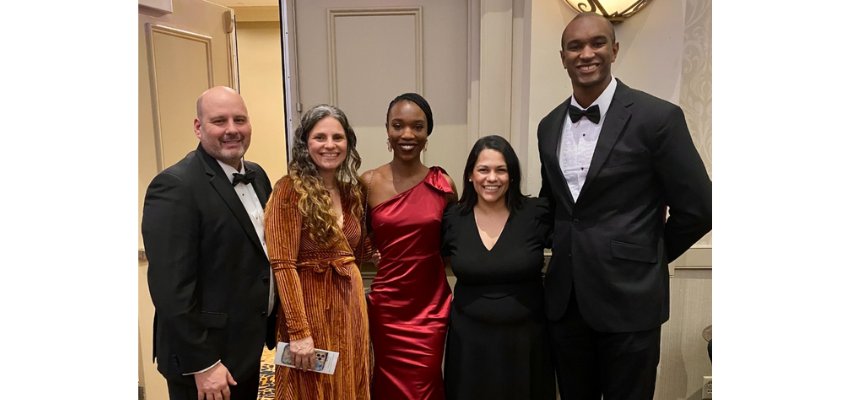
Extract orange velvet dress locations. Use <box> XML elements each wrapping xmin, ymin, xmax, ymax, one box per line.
<box><xmin>264</xmin><ymin>176</ymin><xmax>371</xmax><ymax>400</ymax></box>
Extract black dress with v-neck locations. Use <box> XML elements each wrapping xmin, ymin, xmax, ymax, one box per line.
<box><xmin>440</xmin><ymin>197</ymin><xmax>555</xmax><ymax>400</ymax></box>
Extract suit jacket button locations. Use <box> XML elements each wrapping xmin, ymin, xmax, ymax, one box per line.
<box><xmin>260</xmin><ymin>310</ymin><xmax>267</xmax><ymax>316</ymax></box>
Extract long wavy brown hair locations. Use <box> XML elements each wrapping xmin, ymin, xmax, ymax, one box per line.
<box><xmin>288</xmin><ymin>104</ymin><xmax>364</xmax><ymax>244</ymax></box>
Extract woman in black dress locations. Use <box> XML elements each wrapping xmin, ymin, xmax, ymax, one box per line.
<box><xmin>441</xmin><ymin>135</ymin><xmax>555</xmax><ymax>399</ymax></box>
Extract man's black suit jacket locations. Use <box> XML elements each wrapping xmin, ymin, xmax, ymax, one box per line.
<box><xmin>142</xmin><ymin>144</ymin><xmax>276</xmax><ymax>382</ymax></box>
<box><xmin>538</xmin><ymin>80</ymin><xmax>711</xmax><ymax>333</ymax></box>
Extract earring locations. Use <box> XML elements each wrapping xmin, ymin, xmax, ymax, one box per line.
<box><xmin>387</xmin><ymin>140</ymin><xmax>392</xmax><ymax>152</ymax></box>
<box><xmin>423</xmin><ymin>141</ymin><xmax>428</xmax><ymax>152</ymax></box>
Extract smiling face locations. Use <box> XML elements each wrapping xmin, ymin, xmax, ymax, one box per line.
<box><xmin>560</xmin><ymin>14</ymin><xmax>619</xmax><ymax>103</ymax></box>
<box><xmin>194</xmin><ymin>87</ymin><xmax>252</xmax><ymax>169</ymax></box>
<box><xmin>386</xmin><ymin>100</ymin><xmax>428</xmax><ymax>162</ymax></box>
<box><xmin>307</xmin><ymin>116</ymin><xmax>348</xmax><ymax>176</ymax></box>
<box><xmin>471</xmin><ymin>149</ymin><xmax>510</xmax><ymax>207</ymax></box>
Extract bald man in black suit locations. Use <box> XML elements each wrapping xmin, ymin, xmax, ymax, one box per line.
<box><xmin>143</xmin><ymin>86</ymin><xmax>276</xmax><ymax>400</ymax></box>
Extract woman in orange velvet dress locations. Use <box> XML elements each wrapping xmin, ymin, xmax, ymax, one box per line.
<box><xmin>360</xmin><ymin>93</ymin><xmax>457</xmax><ymax>399</ymax></box>
<box><xmin>264</xmin><ymin>104</ymin><xmax>371</xmax><ymax>400</ymax></box>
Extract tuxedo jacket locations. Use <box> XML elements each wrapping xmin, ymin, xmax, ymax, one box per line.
<box><xmin>142</xmin><ymin>144</ymin><xmax>276</xmax><ymax>382</ymax></box>
<box><xmin>538</xmin><ymin>80</ymin><xmax>711</xmax><ymax>333</ymax></box>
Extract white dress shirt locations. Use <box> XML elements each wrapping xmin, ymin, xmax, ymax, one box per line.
<box><xmin>217</xmin><ymin>159</ymin><xmax>274</xmax><ymax>314</ymax></box>
<box><xmin>558</xmin><ymin>78</ymin><xmax>618</xmax><ymax>201</ymax></box>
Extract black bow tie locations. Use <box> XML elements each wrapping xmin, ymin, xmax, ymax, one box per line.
<box><xmin>568</xmin><ymin>104</ymin><xmax>601</xmax><ymax>124</ymax></box>
<box><xmin>232</xmin><ymin>170</ymin><xmax>255</xmax><ymax>186</ymax></box>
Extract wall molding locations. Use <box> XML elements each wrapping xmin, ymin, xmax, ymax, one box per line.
<box><xmin>139</xmin><ymin>0</ymin><xmax>173</xmax><ymax>14</ymax></box>
<box><xmin>326</xmin><ymin>7</ymin><xmax>423</xmax><ymax>105</ymax></box>
<box><xmin>144</xmin><ymin>23</ymin><xmax>215</xmax><ymax>172</ymax></box>
<box><xmin>669</xmin><ymin>247</ymin><xmax>712</xmax><ymax>274</ymax></box>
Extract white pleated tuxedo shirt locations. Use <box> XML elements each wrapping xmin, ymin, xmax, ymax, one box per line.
<box><xmin>558</xmin><ymin>78</ymin><xmax>618</xmax><ymax>201</ymax></box>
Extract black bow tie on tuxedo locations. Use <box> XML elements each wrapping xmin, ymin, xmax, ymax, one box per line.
<box><xmin>568</xmin><ymin>104</ymin><xmax>601</xmax><ymax>124</ymax></box>
<box><xmin>232</xmin><ymin>170</ymin><xmax>255</xmax><ymax>186</ymax></box>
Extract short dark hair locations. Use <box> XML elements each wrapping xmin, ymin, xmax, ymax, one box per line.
<box><xmin>385</xmin><ymin>92</ymin><xmax>434</xmax><ymax>136</ymax></box>
<box><xmin>457</xmin><ymin>135</ymin><xmax>527</xmax><ymax>214</ymax></box>
<box><xmin>561</xmin><ymin>12</ymin><xmax>617</xmax><ymax>50</ymax></box>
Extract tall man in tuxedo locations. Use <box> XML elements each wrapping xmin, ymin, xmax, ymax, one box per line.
<box><xmin>143</xmin><ymin>86</ymin><xmax>276</xmax><ymax>400</ymax></box>
<box><xmin>538</xmin><ymin>13</ymin><xmax>712</xmax><ymax>400</ymax></box>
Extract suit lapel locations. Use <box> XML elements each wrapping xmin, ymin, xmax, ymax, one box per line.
<box><xmin>196</xmin><ymin>146</ymin><xmax>265</xmax><ymax>254</ymax></box>
<box><xmin>246</xmin><ymin>163</ymin><xmax>269</xmax><ymax>207</ymax></box>
<box><xmin>541</xmin><ymin>100</ymin><xmax>576</xmax><ymax>212</ymax></box>
<box><xmin>582</xmin><ymin>81</ymin><xmax>633</xmax><ymax>197</ymax></box>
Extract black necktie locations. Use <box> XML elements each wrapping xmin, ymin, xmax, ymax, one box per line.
<box><xmin>232</xmin><ymin>170</ymin><xmax>255</xmax><ymax>186</ymax></box>
<box><xmin>568</xmin><ymin>104</ymin><xmax>601</xmax><ymax>124</ymax></box>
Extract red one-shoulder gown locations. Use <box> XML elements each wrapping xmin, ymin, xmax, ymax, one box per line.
<box><xmin>367</xmin><ymin>167</ymin><xmax>453</xmax><ymax>399</ymax></box>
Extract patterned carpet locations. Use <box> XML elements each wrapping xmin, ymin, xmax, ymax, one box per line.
<box><xmin>258</xmin><ymin>348</ymin><xmax>275</xmax><ymax>400</ymax></box>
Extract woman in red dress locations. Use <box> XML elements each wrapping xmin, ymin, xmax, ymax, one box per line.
<box><xmin>360</xmin><ymin>93</ymin><xmax>457</xmax><ymax>399</ymax></box>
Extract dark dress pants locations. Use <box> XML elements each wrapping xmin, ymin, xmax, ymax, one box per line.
<box><xmin>548</xmin><ymin>290</ymin><xmax>661</xmax><ymax>400</ymax></box>
<box><xmin>166</xmin><ymin>367</ymin><xmax>260</xmax><ymax>400</ymax></box>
